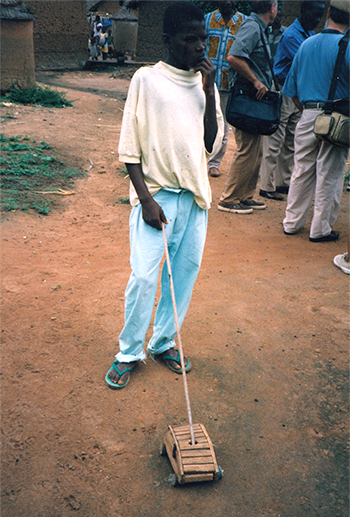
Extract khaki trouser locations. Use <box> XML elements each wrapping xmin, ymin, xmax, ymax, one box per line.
<box><xmin>283</xmin><ymin>109</ymin><xmax>349</xmax><ymax>239</ymax></box>
<box><xmin>259</xmin><ymin>92</ymin><xmax>301</xmax><ymax>192</ymax></box>
<box><xmin>208</xmin><ymin>91</ymin><xmax>230</xmax><ymax>170</ymax></box>
<box><xmin>220</xmin><ymin>128</ymin><xmax>262</xmax><ymax>205</ymax></box>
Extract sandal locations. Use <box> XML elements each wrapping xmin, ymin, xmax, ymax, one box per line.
<box><xmin>105</xmin><ymin>359</ymin><xmax>135</xmax><ymax>389</ymax></box>
<box><xmin>156</xmin><ymin>349</ymin><xmax>192</xmax><ymax>374</ymax></box>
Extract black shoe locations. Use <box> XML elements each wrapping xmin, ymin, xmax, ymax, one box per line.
<box><xmin>259</xmin><ymin>189</ymin><xmax>284</xmax><ymax>201</ymax></box>
<box><xmin>276</xmin><ymin>186</ymin><xmax>289</xmax><ymax>195</ymax></box>
<box><xmin>309</xmin><ymin>231</ymin><xmax>339</xmax><ymax>242</ymax></box>
<box><xmin>242</xmin><ymin>199</ymin><xmax>266</xmax><ymax>210</ymax></box>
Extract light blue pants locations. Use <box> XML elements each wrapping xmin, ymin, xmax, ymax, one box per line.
<box><xmin>116</xmin><ymin>189</ymin><xmax>207</xmax><ymax>363</ymax></box>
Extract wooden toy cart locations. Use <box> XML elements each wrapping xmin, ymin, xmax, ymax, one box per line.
<box><xmin>160</xmin><ymin>423</ymin><xmax>222</xmax><ymax>485</ymax></box>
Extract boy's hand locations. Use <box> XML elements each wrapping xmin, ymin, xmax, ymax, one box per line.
<box><xmin>141</xmin><ymin>197</ymin><xmax>168</xmax><ymax>231</ymax></box>
<box><xmin>193</xmin><ymin>58</ymin><xmax>216</xmax><ymax>94</ymax></box>
<box><xmin>126</xmin><ymin>162</ymin><xmax>167</xmax><ymax>231</ymax></box>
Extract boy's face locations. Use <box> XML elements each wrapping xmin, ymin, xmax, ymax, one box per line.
<box><xmin>164</xmin><ymin>20</ymin><xmax>208</xmax><ymax>71</ymax></box>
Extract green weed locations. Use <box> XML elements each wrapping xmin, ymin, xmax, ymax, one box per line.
<box><xmin>0</xmin><ymin>134</ymin><xmax>85</xmax><ymax>214</ymax></box>
<box><xmin>117</xmin><ymin>167</ymin><xmax>128</xmax><ymax>175</ymax></box>
<box><xmin>1</xmin><ymin>113</ymin><xmax>16</xmax><ymax>120</ymax></box>
<box><xmin>116</xmin><ymin>197</ymin><xmax>130</xmax><ymax>204</ymax></box>
<box><xmin>3</xmin><ymin>85</ymin><xmax>72</xmax><ymax>108</ymax></box>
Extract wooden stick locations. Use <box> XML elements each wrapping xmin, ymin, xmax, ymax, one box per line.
<box><xmin>162</xmin><ymin>224</ymin><xmax>195</xmax><ymax>446</ymax></box>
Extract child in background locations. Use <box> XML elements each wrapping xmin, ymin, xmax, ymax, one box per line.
<box><xmin>106</xmin><ymin>28</ymin><xmax>115</xmax><ymax>58</ymax></box>
<box><xmin>106</xmin><ymin>1</ymin><xmax>224</xmax><ymax>389</ymax></box>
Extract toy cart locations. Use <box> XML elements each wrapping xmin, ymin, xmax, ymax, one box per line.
<box><xmin>161</xmin><ymin>423</ymin><xmax>222</xmax><ymax>485</ymax></box>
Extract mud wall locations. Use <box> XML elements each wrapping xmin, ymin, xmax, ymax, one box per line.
<box><xmin>135</xmin><ymin>0</ymin><xmax>172</xmax><ymax>63</ymax></box>
<box><xmin>25</xmin><ymin>0</ymin><xmax>89</xmax><ymax>70</ymax></box>
<box><xmin>90</xmin><ymin>1</ymin><xmax>121</xmax><ymax>14</ymax></box>
<box><xmin>0</xmin><ymin>19</ymin><xmax>36</xmax><ymax>92</ymax></box>
<box><xmin>135</xmin><ymin>0</ymin><xmax>329</xmax><ymax>63</ymax></box>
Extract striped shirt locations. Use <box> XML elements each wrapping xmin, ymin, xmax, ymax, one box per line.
<box><xmin>205</xmin><ymin>9</ymin><xmax>246</xmax><ymax>91</ymax></box>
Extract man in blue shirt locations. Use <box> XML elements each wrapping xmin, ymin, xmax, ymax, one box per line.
<box><xmin>282</xmin><ymin>0</ymin><xmax>349</xmax><ymax>242</ymax></box>
<box><xmin>205</xmin><ymin>1</ymin><xmax>246</xmax><ymax>178</ymax></box>
<box><xmin>259</xmin><ymin>0</ymin><xmax>325</xmax><ymax>201</ymax></box>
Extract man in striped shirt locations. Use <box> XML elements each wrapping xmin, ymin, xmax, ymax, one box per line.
<box><xmin>205</xmin><ymin>1</ymin><xmax>246</xmax><ymax>178</ymax></box>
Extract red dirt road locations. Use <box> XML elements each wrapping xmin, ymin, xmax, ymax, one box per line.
<box><xmin>1</xmin><ymin>69</ymin><xmax>349</xmax><ymax>517</ymax></box>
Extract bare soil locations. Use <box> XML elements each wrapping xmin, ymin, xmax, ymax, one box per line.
<box><xmin>1</xmin><ymin>68</ymin><xmax>349</xmax><ymax>517</ymax></box>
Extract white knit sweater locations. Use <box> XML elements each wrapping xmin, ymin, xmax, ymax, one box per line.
<box><xmin>118</xmin><ymin>61</ymin><xmax>224</xmax><ymax>209</ymax></box>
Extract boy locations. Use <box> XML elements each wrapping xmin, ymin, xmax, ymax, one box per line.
<box><xmin>106</xmin><ymin>1</ymin><xmax>224</xmax><ymax>389</ymax></box>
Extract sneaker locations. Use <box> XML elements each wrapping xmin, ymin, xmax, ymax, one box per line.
<box><xmin>218</xmin><ymin>202</ymin><xmax>253</xmax><ymax>214</ymax></box>
<box><xmin>242</xmin><ymin>200</ymin><xmax>266</xmax><ymax>210</ymax></box>
<box><xmin>333</xmin><ymin>253</ymin><xmax>350</xmax><ymax>274</ymax></box>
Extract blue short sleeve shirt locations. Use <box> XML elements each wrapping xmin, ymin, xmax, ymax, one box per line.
<box><xmin>283</xmin><ymin>30</ymin><xmax>350</xmax><ymax>104</ymax></box>
<box><xmin>273</xmin><ymin>18</ymin><xmax>314</xmax><ymax>83</ymax></box>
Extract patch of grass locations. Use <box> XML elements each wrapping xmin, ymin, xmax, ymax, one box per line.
<box><xmin>116</xmin><ymin>197</ymin><xmax>130</xmax><ymax>204</ymax></box>
<box><xmin>1</xmin><ymin>113</ymin><xmax>16</xmax><ymax>120</ymax></box>
<box><xmin>0</xmin><ymin>134</ymin><xmax>86</xmax><ymax>214</ymax></box>
<box><xmin>117</xmin><ymin>167</ymin><xmax>128</xmax><ymax>175</ymax></box>
<box><xmin>2</xmin><ymin>85</ymin><xmax>72</xmax><ymax>108</ymax></box>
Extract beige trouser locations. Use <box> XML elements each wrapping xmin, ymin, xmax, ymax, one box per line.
<box><xmin>220</xmin><ymin>128</ymin><xmax>262</xmax><ymax>205</ymax></box>
<box><xmin>208</xmin><ymin>91</ymin><xmax>230</xmax><ymax>170</ymax></box>
<box><xmin>259</xmin><ymin>92</ymin><xmax>301</xmax><ymax>192</ymax></box>
<box><xmin>283</xmin><ymin>109</ymin><xmax>349</xmax><ymax>239</ymax></box>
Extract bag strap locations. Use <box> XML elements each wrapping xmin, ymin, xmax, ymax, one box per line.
<box><xmin>259</xmin><ymin>25</ymin><xmax>280</xmax><ymax>92</ymax></box>
<box><xmin>325</xmin><ymin>30</ymin><xmax>349</xmax><ymax>114</ymax></box>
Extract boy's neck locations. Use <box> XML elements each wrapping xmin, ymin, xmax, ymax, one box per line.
<box><xmin>165</xmin><ymin>57</ymin><xmax>190</xmax><ymax>71</ymax></box>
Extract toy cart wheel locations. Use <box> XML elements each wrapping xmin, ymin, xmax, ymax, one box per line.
<box><xmin>214</xmin><ymin>465</ymin><xmax>223</xmax><ymax>481</ymax></box>
<box><xmin>168</xmin><ymin>473</ymin><xmax>178</xmax><ymax>486</ymax></box>
<box><xmin>160</xmin><ymin>443</ymin><xmax>167</xmax><ymax>456</ymax></box>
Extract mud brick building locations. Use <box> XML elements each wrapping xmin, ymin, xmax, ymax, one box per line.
<box><xmin>88</xmin><ymin>0</ymin><xmax>120</xmax><ymax>12</ymax></box>
<box><xmin>135</xmin><ymin>0</ymin><xmax>329</xmax><ymax>63</ymax></box>
<box><xmin>0</xmin><ymin>0</ymin><xmax>36</xmax><ymax>91</ymax></box>
<box><xmin>24</xmin><ymin>0</ymin><xmax>89</xmax><ymax>69</ymax></box>
<box><xmin>6</xmin><ymin>1</ymin><xmax>328</xmax><ymax>71</ymax></box>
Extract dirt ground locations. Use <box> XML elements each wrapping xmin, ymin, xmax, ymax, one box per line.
<box><xmin>1</xmin><ymin>68</ymin><xmax>349</xmax><ymax>517</ymax></box>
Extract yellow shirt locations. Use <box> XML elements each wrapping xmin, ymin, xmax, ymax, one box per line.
<box><xmin>118</xmin><ymin>62</ymin><xmax>224</xmax><ymax>209</ymax></box>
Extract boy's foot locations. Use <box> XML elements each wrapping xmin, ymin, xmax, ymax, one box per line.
<box><xmin>156</xmin><ymin>348</ymin><xmax>192</xmax><ymax>374</ymax></box>
<box><xmin>106</xmin><ymin>360</ymin><xmax>137</xmax><ymax>389</ymax></box>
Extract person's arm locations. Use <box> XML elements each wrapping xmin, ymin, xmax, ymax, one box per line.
<box><xmin>193</xmin><ymin>57</ymin><xmax>218</xmax><ymax>153</ymax></box>
<box><xmin>292</xmin><ymin>96</ymin><xmax>303</xmax><ymax>113</ymax></box>
<box><xmin>227</xmin><ymin>55</ymin><xmax>268</xmax><ymax>99</ymax></box>
<box><xmin>125</xmin><ymin>163</ymin><xmax>167</xmax><ymax>231</ymax></box>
